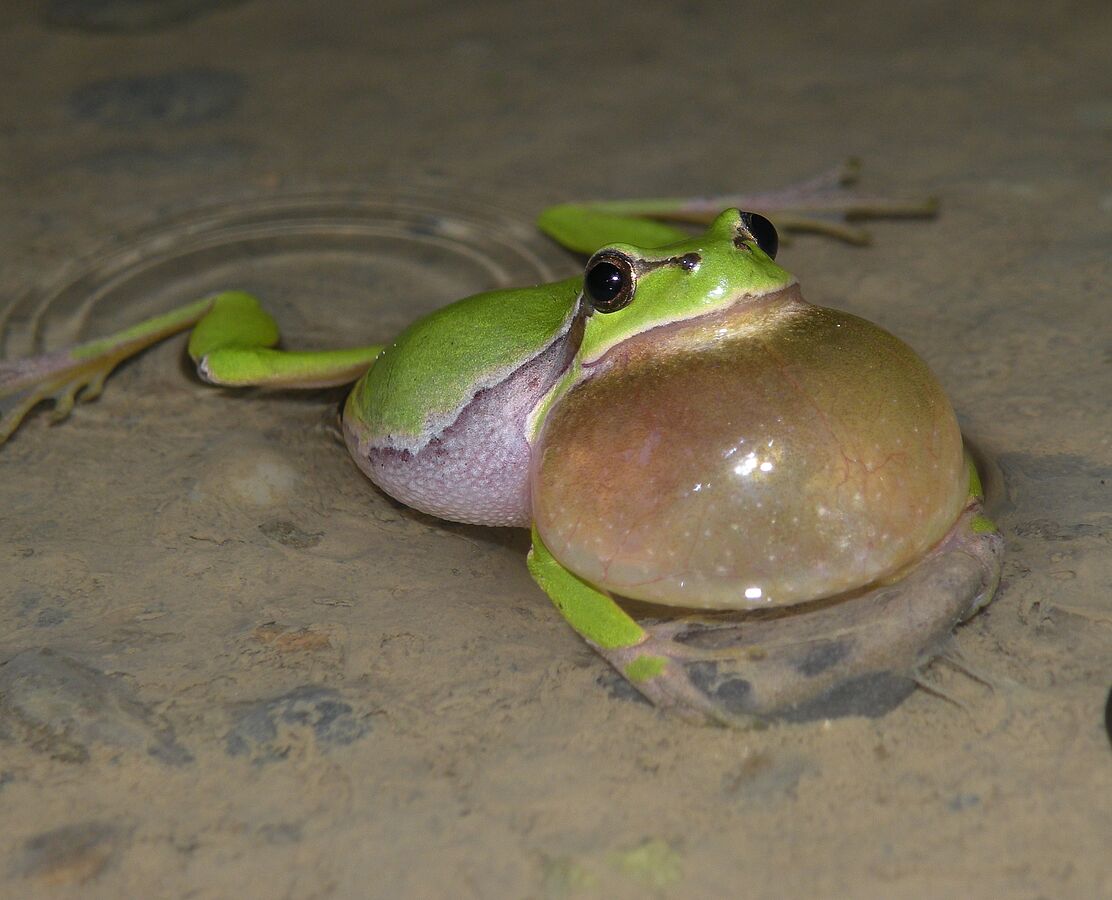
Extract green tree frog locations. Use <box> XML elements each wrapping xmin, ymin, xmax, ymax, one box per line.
<box><xmin>0</xmin><ymin>181</ymin><xmax>1003</xmax><ymax>726</ymax></box>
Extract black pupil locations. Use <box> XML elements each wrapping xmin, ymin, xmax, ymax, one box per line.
<box><xmin>745</xmin><ymin>213</ymin><xmax>779</xmax><ymax>259</ymax></box>
<box><xmin>586</xmin><ymin>261</ymin><xmax>625</xmax><ymax>304</ymax></box>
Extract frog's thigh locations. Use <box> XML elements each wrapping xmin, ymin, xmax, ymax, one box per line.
<box><xmin>189</xmin><ymin>292</ymin><xmax>383</xmax><ymax>389</ymax></box>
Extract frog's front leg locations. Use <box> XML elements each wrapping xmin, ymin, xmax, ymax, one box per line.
<box><xmin>527</xmin><ymin>526</ymin><xmax>740</xmax><ymax>725</ymax></box>
<box><xmin>529</xmin><ymin>498</ymin><xmax>1003</xmax><ymax>727</ymax></box>
<box><xmin>0</xmin><ymin>291</ymin><xmax>383</xmax><ymax>443</ymax></box>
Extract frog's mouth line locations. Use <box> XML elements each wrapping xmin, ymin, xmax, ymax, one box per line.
<box><xmin>580</xmin><ymin>282</ymin><xmax>804</xmax><ymax>373</ymax></box>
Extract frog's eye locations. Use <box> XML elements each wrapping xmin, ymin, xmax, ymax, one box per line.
<box><xmin>584</xmin><ymin>251</ymin><xmax>636</xmax><ymax>313</ymax></box>
<box><xmin>737</xmin><ymin>212</ymin><xmax>779</xmax><ymax>260</ymax></box>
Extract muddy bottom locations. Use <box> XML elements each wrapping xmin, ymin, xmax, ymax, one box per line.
<box><xmin>1</xmin><ymin>1</ymin><xmax>1110</xmax><ymax>897</ymax></box>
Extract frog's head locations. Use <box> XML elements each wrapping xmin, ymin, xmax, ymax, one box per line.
<box><xmin>577</xmin><ymin>209</ymin><xmax>796</xmax><ymax>363</ymax></box>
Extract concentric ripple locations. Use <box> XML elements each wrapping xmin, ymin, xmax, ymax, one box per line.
<box><xmin>0</xmin><ymin>186</ymin><xmax>568</xmax><ymax>360</ymax></box>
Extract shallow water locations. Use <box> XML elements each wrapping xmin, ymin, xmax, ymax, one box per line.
<box><xmin>1</xmin><ymin>1</ymin><xmax>1110</xmax><ymax>896</ymax></box>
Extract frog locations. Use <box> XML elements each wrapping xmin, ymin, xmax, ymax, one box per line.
<box><xmin>0</xmin><ymin>172</ymin><xmax>1003</xmax><ymax>726</ymax></box>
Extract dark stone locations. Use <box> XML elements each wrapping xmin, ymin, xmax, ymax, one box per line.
<box><xmin>16</xmin><ymin>821</ymin><xmax>122</xmax><ymax>883</ymax></box>
<box><xmin>46</xmin><ymin>0</ymin><xmax>246</xmax><ymax>33</ymax></box>
<box><xmin>225</xmin><ymin>685</ymin><xmax>371</xmax><ymax>764</ymax></box>
<box><xmin>0</xmin><ymin>649</ymin><xmax>192</xmax><ymax>765</ymax></box>
<box><xmin>72</xmin><ymin>139</ymin><xmax>249</xmax><ymax>173</ymax></box>
<box><xmin>685</xmin><ymin>660</ymin><xmax>753</xmax><ymax>714</ymax></box>
<box><xmin>948</xmin><ymin>793</ymin><xmax>981</xmax><ymax>811</ymax></box>
<box><xmin>258</xmin><ymin>822</ymin><xmax>303</xmax><ymax>844</ymax></box>
<box><xmin>34</xmin><ymin>608</ymin><xmax>69</xmax><ymax>627</ymax></box>
<box><xmin>779</xmin><ymin>671</ymin><xmax>917</xmax><ymax>722</ymax></box>
<box><xmin>68</xmin><ymin>69</ymin><xmax>246</xmax><ymax>127</ymax></box>
<box><xmin>258</xmin><ymin>519</ymin><xmax>324</xmax><ymax>550</ymax></box>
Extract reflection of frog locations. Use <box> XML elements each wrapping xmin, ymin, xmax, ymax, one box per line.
<box><xmin>0</xmin><ymin>190</ymin><xmax>1001</xmax><ymax>726</ymax></box>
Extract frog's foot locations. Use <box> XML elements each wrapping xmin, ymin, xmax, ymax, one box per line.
<box><xmin>0</xmin><ymin>297</ymin><xmax>216</xmax><ymax>445</ymax></box>
<box><xmin>693</xmin><ymin>158</ymin><xmax>938</xmax><ymax>244</ymax></box>
<box><xmin>530</xmin><ymin>503</ymin><xmax>1002</xmax><ymax>728</ymax></box>
<box><xmin>612</xmin><ymin>503</ymin><xmax>1001</xmax><ymax>726</ymax></box>
<box><xmin>544</xmin><ymin>160</ymin><xmax>937</xmax><ymax>250</ymax></box>
<box><xmin>1</xmin><ymin>349</ymin><xmax>95</xmax><ymax>444</ymax></box>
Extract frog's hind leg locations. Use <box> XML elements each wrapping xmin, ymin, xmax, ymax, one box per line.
<box><xmin>186</xmin><ymin>291</ymin><xmax>383</xmax><ymax>389</ymax></box>
<box><xmin>529</xmin><ymin>501</ymin><xmax>1003</xmax><ymax>728</ymax></box>
<box><xmin>1</xmin><ymin>290</ymin><xmax>383</xmax><ymax>445</ymax></box>
<box><xmin>0</xmin><ymin>297</ymin><xmax>218</xmax><ymax>445</ymax></box>
<box><xmin>529</xmin><ymin>524</ymin><xmax>766</xmax><ymax>726</ymax></box>
<box><xmin>540</xmin><ymin>160</ymin><xmax>937</xmax><ymax>250</ymax></box>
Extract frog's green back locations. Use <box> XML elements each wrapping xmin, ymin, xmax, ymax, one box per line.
<box><xmin>349</xmin><ymin>277</ymin><xmax>581</xmax><ymax>448</ymax></box>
